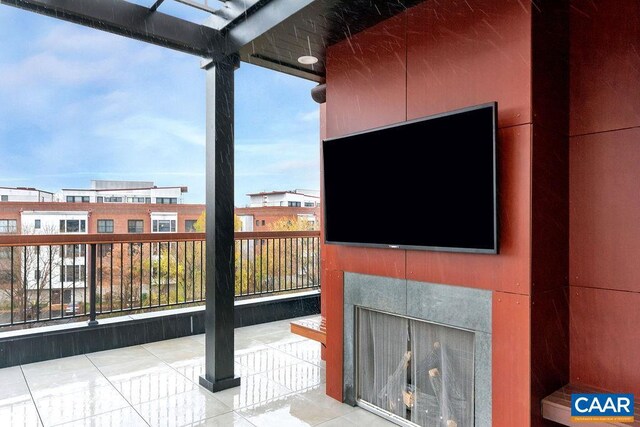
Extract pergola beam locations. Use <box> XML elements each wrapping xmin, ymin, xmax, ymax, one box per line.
<box><xmin>225</xmin><ymin>0</ymin><xmax>317</xmax><ymax>54</ymax></box>
<box><xmin>0</xmin><ymin>0</ymin><xmax>227</xmax><ymax>58</ymax></box>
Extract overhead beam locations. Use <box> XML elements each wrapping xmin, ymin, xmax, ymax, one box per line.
<box><xmin>224</xmin><ymin>0</ymin><xmax>316</xmax><ymax>54</ymax></box>
<box><xmin>0</xmin><ymin>0</ymin><xmax>227</xmax><ymax>58</ymax></box>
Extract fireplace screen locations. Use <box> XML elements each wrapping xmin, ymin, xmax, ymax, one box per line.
<box><xmin>357</xmin><ymin>308</ymin><xmax>475</xmax><ymax>427</ymax></box>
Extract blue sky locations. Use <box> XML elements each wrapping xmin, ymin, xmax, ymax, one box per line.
<box><xmin>0</xmin><ymin>5</ymin><xmax>320</xmax><ymax>206</ymax></box>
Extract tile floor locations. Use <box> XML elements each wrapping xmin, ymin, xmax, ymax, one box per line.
<box><xmin>0</xmin><ymin>315</ymin><xmax>395</xmax><ymax>427</ymax></box>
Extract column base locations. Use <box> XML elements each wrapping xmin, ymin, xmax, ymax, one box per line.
<box><xmin>199</xmin><ymin>374</ymin><xmax>241</xmax><ymax>392</ymax></box>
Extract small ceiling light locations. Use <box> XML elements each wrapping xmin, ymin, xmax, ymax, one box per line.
<box><xmin>298</xmin><ymin>55</ymin><xmax>319</xmax><ymax>65</ymax></box>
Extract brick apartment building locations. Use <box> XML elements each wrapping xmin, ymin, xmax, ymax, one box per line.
<box><xmin>237</xmin><ymin>190</ymin><xmax>320</xmax><ymax>231</ymax></box>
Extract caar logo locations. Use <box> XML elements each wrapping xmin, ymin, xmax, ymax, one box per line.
<box><xmin>571</xmin><ymin>393</ymin><xmax>635</xmax><ymax>423</ymax></box>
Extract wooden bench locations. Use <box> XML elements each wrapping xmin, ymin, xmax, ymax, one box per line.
<box><xmin>290</xmin><ymin>317</ymin><xmax>326</xmax><ymax>345</ymax></box>
<box><xmin>542</xmin><ymin>384</ymin><xmax>640</xmax><ymax>426</ymax></box>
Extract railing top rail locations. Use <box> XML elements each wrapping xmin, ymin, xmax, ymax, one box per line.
<box><xmin>0</xmin><ymin>230</ymin><xmax>321</xmax><ymax>247</ymax></box>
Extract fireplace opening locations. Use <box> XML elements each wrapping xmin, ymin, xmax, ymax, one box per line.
<box><xmin>356</xmin><ymin>308</ymin><xmax>475</xmax><ymax>427</ymax></box>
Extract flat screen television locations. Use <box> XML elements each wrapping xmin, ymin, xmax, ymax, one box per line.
<box><xmin>322</xmin><ymin>102</ymin><xmax>498</xmax><ymax>254</ymax></box>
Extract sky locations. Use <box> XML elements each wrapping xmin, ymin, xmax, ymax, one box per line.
<box><xmin>0</xmin><ymin>4</ymin><xmax>320</xmax><ymax>206</ymax></box>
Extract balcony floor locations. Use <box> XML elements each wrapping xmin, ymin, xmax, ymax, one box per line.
<box><xmin>0</xmin><ymin>315</ymin><xmax>394</xmax><ymax>427</ymax></box>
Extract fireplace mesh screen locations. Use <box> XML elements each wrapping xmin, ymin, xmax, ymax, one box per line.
<box><xmin>357</xmin><ymin>308</ymin><xmax>475</xmax><ymax>427</ymax></box>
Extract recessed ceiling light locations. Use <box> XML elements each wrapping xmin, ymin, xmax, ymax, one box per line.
<box><xmin>298</xmin><ymin>55</ymin><xmax>318</xmax><ymax>65</ymax></box>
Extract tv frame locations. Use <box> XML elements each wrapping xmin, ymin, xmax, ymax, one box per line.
<box><xmin>322</xmin><ymin>102</ymin><xmax>499</xmax><ymax>254</ymax></box>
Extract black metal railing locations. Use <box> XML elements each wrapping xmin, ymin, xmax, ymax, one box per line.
<box><xmin>0</xmin><ymin>231</ymin><xmax>320</xmax><ymax>329</ymax></box>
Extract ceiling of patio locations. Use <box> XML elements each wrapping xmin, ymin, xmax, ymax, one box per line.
<box><xmin>138</xmin><ymin>0</ymin><xmax>427</xmax><ymax>82</ymax></box>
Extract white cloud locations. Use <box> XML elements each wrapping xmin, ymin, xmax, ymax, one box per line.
<box><xmin>95</xmin><ymin>114</ymin><xmax>205</xmax><ymax>147</ymax></box>
<box><xmin>298</xmin><ymin>109</ymin><xmax>320</xmax><ymax>123</ymax></box>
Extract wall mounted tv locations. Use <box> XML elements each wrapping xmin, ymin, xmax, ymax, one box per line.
<box><xmin>322</xmin><ymin>102</ymin><xmax>498</xmax><ymax>254</ymax></box>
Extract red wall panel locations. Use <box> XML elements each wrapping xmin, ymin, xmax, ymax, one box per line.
<box><xmin>570</xmin><ymin>286</ymin><xmax>640</xmax><ymax>396</ymax></box>
<box><xmin>325</xmin><ymin>14</ymin><xmax>406</xmax><ymax>138</ymax></box>
<box><xmin>570</xmin><ymin>128</ymin><xmax>640</xmax><ymax>293</ymax></box>
<box><xmin>493</xmin><ymin>291</ymin><xmax>531</xmax><ymax>426</ymax></box>
<box><xmin>406</xmin><ymin>0</ymin><xmax>532</xmax><ymax>128</ymax></box>
<box><xmin>570</xmin><ymin>0</ymin><xmax>640</xmax><ymax>136</ymax></box>
<box><xmin>324</xmin><ymin>269</ymin><xmax>344</xmax><ymax>401</ymax></box>
<box><xmin>406</xmin><ymin>125</ymin><xmax>531</xmax><ymax>295</ymax></box>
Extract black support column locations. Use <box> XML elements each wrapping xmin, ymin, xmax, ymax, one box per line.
<box><xmin>199</xmin><ymin>53</ymin><xmax>241</xmax><ymax>393</ymax></box>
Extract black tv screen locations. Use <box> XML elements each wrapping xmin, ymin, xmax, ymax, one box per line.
<box><xmin>322</xmin><ymin>102</ymin><xmax>498</xmax><ymax>254</ymax></box>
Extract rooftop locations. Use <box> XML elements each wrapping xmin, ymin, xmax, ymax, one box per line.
<box><xmin>0</xmin><ymin>315</ymin><xmax>393</xmax><ymax>427</ymax></box>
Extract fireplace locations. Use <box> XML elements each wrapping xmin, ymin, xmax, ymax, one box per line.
<box><xmin>343</xmin><ymin>273</ymin><xmax>492</xmax><ymax>426</ymax></box>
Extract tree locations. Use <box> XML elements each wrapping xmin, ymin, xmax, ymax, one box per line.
<box><xmin>269</xmin><ymin>216</ymin><xmax>319</xmax><ymax>231</ymax></box>
<box><xmin>0</xmin><ymin>225</ymin><xmax>64</xmax><ymax>325</ymax></box>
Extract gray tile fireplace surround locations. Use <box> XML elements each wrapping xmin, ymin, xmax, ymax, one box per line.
<box><xmin>343</xmin><ymin>272</ymin><xmax>492</xmax><ymax>426</ymax></box>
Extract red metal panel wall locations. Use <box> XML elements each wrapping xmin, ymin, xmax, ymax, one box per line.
<box><xmin>570</xmin><ymin>128</ymin><xmax>640</xmax><ymax>293</ymax></box>
<box><xmin>493</xmin><ymin>292</ymin><xmax>531</xmax><ymax>426</ymax></box>
<box><xmin>570</xmin><ymin>0</ymin><xmax>640</xmax><ymax>136</ymax></box>
<box><xmin>323</xmin><ymin>1</ymin><xmax>536</xmax><ymax>423</ymax></box>
<box><xmin>570</xmin><ymin>287</ymin><xmax>640</xmax><ymax>395</ymax></box>
<box><xmin>569</xmin><ymin>0</ymin><xmax>640</xmax><ymax>394</ymax></box>
<box><xmin>406</xmin><ymin>125</ymin><xmax>532</xmax><ymax>295</ymax></box>
<box><xmin>405</xmin><ymin>0</ymin><xmax>532</xmax><ymax>128</ymax></box>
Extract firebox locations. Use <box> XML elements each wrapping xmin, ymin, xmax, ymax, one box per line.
<box><xmin>343</xmin><ymin>273</ymin><xmax>492</xmax><ymax>426</ymax></box>
<box><xmin>356</xmin><ymin>308</ymin><xmax>474</xmax><ymax>426</ymax></box>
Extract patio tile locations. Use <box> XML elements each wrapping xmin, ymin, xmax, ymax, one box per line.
<box><xmin>235</xmin><ymin>347</ymin><xmax>301</xmax><ymax>374</ymax></box>
<box><xmin>264</xmin><ymin>361</ymin><xmax>324</xmax><ymax>392</ymax></box>
<box><xmin>86</xmin><ymin>345</ymin><xmax>158</xmax><ymax>368</ymax></box>
<box><xmin>211</xmin><ymin>373</ymin><xmax>293</xmax><ymax>410</ymax></box>
<box><xmin>34</xmin><ymin>384</ymin><xmax>129</xmax><ymax>427</ymax></box>
<box><xmin>336</xmin><ymin>407</ymin><xmax>398</xmax><ymax>426</ymax></box>
<box><xmin>22</xmin><ymin>355</ymin><xmax>95</xmax><ymax>377</ymax></box>
<box><xmin>26</xmin><ymin>367</ymin><xmax>110</xmax><ymax>394</ymax></box>
<box><xmin>0</xmin><ymin>365</ymin><xmax>27</xmax><ymax>384</ymax></box>
<box><xmin>134</xmin><ymin>388</ymin><xmax>231</xmax><ymax>426</ymax></box>
<box><xmin>51</xmin><ymin>406</ymin><xmax>148</xmax><ymax>427</ymax></box>
<box><xmin>108</xmin><ymin>364</ymin><xmax>197</xmax><ymax>406</ymax></box>
<box><xmin>189</xmin><ymin>412</ymin><xmax>255</xmax><ymax>427</ymax></box>
<box><xmin>237</xmin><ymin>391</ymin><xmax>353</xmax><ymax>427</ymax></box>
<box><xmin>97</xmin><ymin>358</ymin><xmax>168</xmax><ymax>379</ymax></box>
<box><xmin>269</xmin><ymin>339</ymin><xmax>323</xmax><ymax>366</ymax></box>
<box><xmin>0</xmin><ymin>394</ymin><xmax>42</xmax><ymax>427</ymax></box>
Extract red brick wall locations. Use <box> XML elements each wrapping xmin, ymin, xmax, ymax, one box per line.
<box><xmin>0</xmin><ymin>202</ymin><xmax>204</xmax><ymax>234</ymax></box>
<box><xmin>235</xmin><ymin>206</ymin><xmax>320</xmax><ymax>231</ymax></box>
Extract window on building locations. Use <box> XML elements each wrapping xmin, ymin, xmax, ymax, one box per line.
<box><xmin>61</xmin><ymin>265</ymin><xmax>86</xmax><ymax>282</ymax></box>
<box><xmin>128</xmin><ymin>220</ymin><xmax>144</xmax><ymax>233</ymax></box>
<box><xmin>103</xmin><ymin>197</ymin><xmax>123</xmax><ymax>203</ymax></box>
<box><xmin>66</xmin><ymin>196</ymin><xmax>90</xmax><ymax>203</ymax></box>
<box><xmin>304</xmin><ymin>202</ymin><xmax>315</xmax><ymax>207</ymax></box>
<box><xmin>145</xmin><ymin>197</ymin><xmax>151</xmax><ymax>204</ymax></box>
<box><xmin>153</xmin><ymin>220</ymin><xmax>176</xmax><ymax>232</ymax></box>
<box><xmin>34</xmin><ymin>219</ymin><xmax>41</xmax><ymax>229</ymax></box>
<box><xmin>0</xmin><ymin>195</ymin><xmax>7</xmax><ymax>202</ymax></box>
<box><xmin>63</xmin><ymin>244</ymin><xmax>86</xmax><ymax>258</ymax></box>
<box><xmin>185</xmin><ymin>220</ymin><xmax>197</xmax><ymax>232</ymax></box>
<box><xmin>156</xmin><ymin>198</ymin><xmax>177</xmax><ymax>204</ymax></box>
<box><xmin>97</xmin><ymin>219</ymin><xmax>114</xmax><ymax>233</ymax></box>
<box><xmin>96</xmin><ymin>196</ymin><xmax>103</xmax><ymax>203</ymax></box>
<box><xmin>288</xmin><ymin>201</ymin><xmax>302</xmax><ymax>207</ymax></box>
<box><xmin>261</xmin><ymin>220</ymin><xmax>266</xmax><ymax>226</ymax></box>
<box><xmin>0</xmin><ymin>219</ymin><xmax>17</xmax><ymax>234</ymax></box>
<box><xmin>256</xmin><ymin>220</ymin><xmax>259</xmax><ymax>226</ymax></box>
<box><xmin>59</xmin><ymin>219</ymin><xmax>86</xmax><ymax>233</ymax></box>
<box><xmin>128</xmin><ymin>197</ymin><xmax>147</xmax><ymax>203</ymax></box>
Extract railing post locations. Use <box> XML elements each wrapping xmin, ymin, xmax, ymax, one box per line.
<box><xmin>88</xmin><ymin>243</ymin><xmax>98</xmax><ymax>326</ymax></box>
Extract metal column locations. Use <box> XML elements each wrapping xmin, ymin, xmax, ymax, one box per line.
<box><xmin>199</xmin><ymin>53</ymin><xmax>241</xmax><ymax>393</ymax></box>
